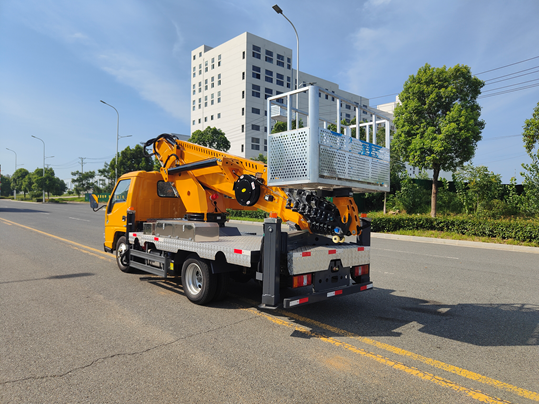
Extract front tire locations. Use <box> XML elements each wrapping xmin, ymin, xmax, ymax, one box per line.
<box><xmin>181</xmin><ymin>255</ymin><xmax>217</xmax><ymax>305</ymax></box>
<box><xmin>116</xmin><ymin>236</ymin><xmax>132</xmax><ymax>273</ymax></box>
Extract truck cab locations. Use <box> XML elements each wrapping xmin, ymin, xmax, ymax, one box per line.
<box><xmin>104</xmin><ymin>171</ymin><xmax>186</xmax><ymax>254</ymax></box>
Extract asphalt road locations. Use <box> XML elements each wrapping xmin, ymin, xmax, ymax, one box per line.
<box><xmin>0</xmin><ymin>200</ymin><xmax>538</xmax><ymax>403</ymax></box>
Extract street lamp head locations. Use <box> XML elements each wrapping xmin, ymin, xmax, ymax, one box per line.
<box><xmin>272</xmin><ymin>4</ymin><xmax>283</xmax><ymax>14</ymax></box>
<box><xmin>100</xmin><ymin>100</ymin><xmax>106</xmax><ymax>104</ymax></box>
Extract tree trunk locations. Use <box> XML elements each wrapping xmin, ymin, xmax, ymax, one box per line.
<box><xmin>430</xmin><ymin>166</ymin><xmax>440</xmax><ymax>218</ymax></box>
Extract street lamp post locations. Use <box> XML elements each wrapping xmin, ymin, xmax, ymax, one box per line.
<box><xmin>6</xmin><ymin>148</ymin><xmax>17</xmax><ymax>200</ymax></box>
<box><xmin>273</xmin><ymin>4</ymin><xmax>299</xmax><ymax>129</ymax></box>
<box><xmin>100</xmin><ymin>100</ymin><xmax>120</xmax><ymax>184</ymax></box>
<box><xmin>31</xmin><ymin>135</ymin><xmax>46</xmax><ymax>203</ymax></box>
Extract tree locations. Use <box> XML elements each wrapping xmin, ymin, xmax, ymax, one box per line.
<box><xmin>99</xmin><ymin>144</ymin><xmax>155</xmax><ymax>189</ymax></box>
<box><xmin>392</xmin><ymin>63</ymin><xmax>485</xmax><ymax>217</ymax></box>
<box><xmin>520</xmin><ymin>103</ymin><xmax>539</xmax><ymax>217</ymax></box>
<box><xmin>71</xmin><ymin>170</ymin><xmax>96</xmax><ymax>197</ymax></box>
<box><xmin>271</xmin><ymin>118</ymin><xmax>304</xmax><ymax>134</ymax></box>
<box><xmin>189</xmin><ymin>127</ymin><xmax>230</xmax><ymax>151</ymax></box>
<box><xmin>11</xmin><ymin>168</ymin><xmax>29</xmax><ymax>198</ymax></box>
<box><xmin>251</xmin><ymin>153</ymin><xmax>267</xmax><ymax>164</ymax></box>
<box><xmin>0</xmin><ymin>174</ymin><xmax>12</xmax><ymax>197</ymax></box>
<box><xmin>522</xmin><ymin>102</ymin><xmax>539</xmax><ymax>156</ymax></box>
<box><xmin>453</xmin><ymin>164</ymin><xmax>502</xmax><ymax>215</ymax></box>
<box><xmin>29</xmin><ymin>167</ymin><xmax>66</xmax><ymax>200</ymax></box>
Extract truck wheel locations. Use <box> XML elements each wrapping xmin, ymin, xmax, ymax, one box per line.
<box><xmin>181</xmin><ymin>255</ymin><xmax>217</xmax><ymax>305</ymax></box>
<box><xmin>213</xmin><ymin>272</ymin><xmax>230</xmax><ymax>302</ymax></box>
<box><xmin>116</xmin><ymin>236</ymin><xmax>132</xmax><ymax>273</ymax></box>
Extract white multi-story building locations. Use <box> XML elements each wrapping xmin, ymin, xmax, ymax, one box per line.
<box><xmin>191</xmin><ymin>32</ymin><xmax>373</xmax><ymax>159</ymax></box>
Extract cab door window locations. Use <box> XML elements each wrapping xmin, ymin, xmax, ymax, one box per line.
<box><xmin>107</xmin><ymin>179</ymin><xmax>131</xmax><ymax>214</ymax></box>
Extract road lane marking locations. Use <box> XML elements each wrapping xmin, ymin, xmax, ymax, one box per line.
<box><xmin>0</xmin><ymin>217</ymin><xmax>112</xmax><ymax>259</ymax></box>
<box><xmin>69</xmin><ymin>217</ymin><xmax>91</xmax><ymax>222</ymax></box>
<box><xmin>237</xmin><ymin>296</ymin><xmax>538</xmax><ymax>402</ymax></box>
<box><xmin>239</xmin><ymin>305</ymin><xmax>509</xmax><ymax>404</ymax></box>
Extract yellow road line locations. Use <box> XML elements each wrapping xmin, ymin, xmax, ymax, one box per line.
<box><xmin>0</xmin><ymin>217</ymin><xmax>112</xmax><ymax>259</ymax></box>
<box><xmin>239</xmin><ymin>297</ymin><xmax>538</xmax><ymax>402</ymax></box>
<box><xmin>240</xmin><ymin>306</ymin><xmax>509</xmax><ymax>404</ymax></box>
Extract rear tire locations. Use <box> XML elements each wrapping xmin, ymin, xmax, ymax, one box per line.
<box><xmin>181</xmin><ymin>255</ymin><xmax>217</xmax><ymax>305</ymax></box>
<box><xmin>116</xmin><ymin>236</ymin><xmax>132</xmax><ymax>273</ymax></box>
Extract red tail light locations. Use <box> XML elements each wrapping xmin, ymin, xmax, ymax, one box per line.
<box><xmin>292</xmin><ymin>274</ymin><xmax>312</xmax><ymax>288</ymax></box>
<box><xmin>210</xmin><ymin>193</ymin><xmax>219</xmax><ymax>201</ymax></box>
<box><xmin>353</xmin><ymin>264</ymin><xmax>369</xmax><ymax>277</ymax></box>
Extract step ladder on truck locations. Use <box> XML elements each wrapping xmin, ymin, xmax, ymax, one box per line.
<box><xmin>90</xmin><ymin>85</ymin><xmax>391</xmax><ymax>309</ymax></box>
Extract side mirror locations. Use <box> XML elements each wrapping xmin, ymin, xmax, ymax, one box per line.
<box><xmin>90</xmin><ymin>194</ymin><xmax>106</xmax><ymax>212</ymax></box>
<box><xmin>90</xmin><ymin>194</ymin><xmax>99</xmax><ymax>210</ymax></box>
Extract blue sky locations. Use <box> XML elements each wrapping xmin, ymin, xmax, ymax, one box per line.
<box><xmin>0</xmin><ymin>0</ymin><xmax>538</xmax><ymax>185</ymax></box>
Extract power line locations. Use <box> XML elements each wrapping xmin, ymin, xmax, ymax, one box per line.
<box><xmin>473</xmin><ymin>56</ymin><xmax>539</xmax><ymax>75</ymax></box>
<box><xmin>482</xmin><ymin>79</ymin><xmax>539</xmax><ymax>93</ymax></box>
<box><xmin>478</xmin><ymin>83</ymin><xmax>539</xmax><ymax>99</ymax></box>
<box><xmin>486</xmin><ymin>70</ymin><xmax>538</xmax><ymax>86</ymax></box>
<box><xmin>484</xmin><ymin>66</ymin><xmax>538</xmax><ymax>81</ymax></box>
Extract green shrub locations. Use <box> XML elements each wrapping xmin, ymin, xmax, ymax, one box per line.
<box><xmin>226</xmin><ymin>209</ymin><xmax>267</xmax><ymax>219</ymax></box>
<box><xmin>370</xmin><ymin>214</ymin><xmax>538</xmax><ymax>243</ymax></box>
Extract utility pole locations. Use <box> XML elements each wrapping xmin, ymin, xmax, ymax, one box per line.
<box><xmin>79</xmin><ymin>157</ymin><xmax>87</xmax><ymax>174</ymax></box>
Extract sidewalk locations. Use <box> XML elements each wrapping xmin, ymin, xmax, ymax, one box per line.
<box><xmin>228</xmin><ymin>219</ymin><xmax>539</xmax><ymax>254</ymax></box>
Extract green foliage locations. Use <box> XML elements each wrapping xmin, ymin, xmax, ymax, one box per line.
<box><xmin>453</xmin><ymin>164</ymin><xmax>502</xmax><ymax>215</ymax></box>
<box><xmin>370</xmin><ymin>213</ymin><xmax>538</xmax><ymax>244</ymax></box>
<box><xmin>251</xmin><ymin>154</ymin><xmax>267</xmax><ymax>164</ymax></box>
<box><xmin>271</xmin><ymin>119</ymin><xmax>304</xmax><ymax>133</ymax></box>
<box><xmin>99</xmin><ymin>144</ymin><xmax>155</xmax><ymax>190</ymax></box>
<box><xmin>71</xmin><ymin>170</ymin><xmax>96</xmax><ymax>197</ymax></box>
<box><xmin>189</xmin><ymin>126</ymin><xmax>230</xmax><ymax>151</ymax></box>
<box><xmin>226</xmin><ymin>209</ymin><xmax>267</xmax><ymax>219</ymax></box>
<box><xmin>520</xmin><ymin>152</ymin><xmax>539</xmax><ymax>217</ymax></box>
<box><xmin>0</xmin><ymin>174</ymin><xmax>12</xmax><ymax>197</ymax></box>
<box><xmin>29</xmin><ymin>168</ymin><xmax>66</xmax><ymax>199</ymax></box>
<box><xmin>387</xmin><ymin>173</ymin><xmax>430</xmax><ymax>214</ymax></box>
<box><xmin>11</xmin><ymin>168</ymin><xmax>30</xmax><ymax>197</ymax></box>
<box><xmin>522</xmin><ymin>103</ymin><xmax>539</xmax><ymax>157</ymax></box>
<box><xmin>392</xmin><ymin>63</ymin><xmax>485</xmax><ymax>216</ymax></box>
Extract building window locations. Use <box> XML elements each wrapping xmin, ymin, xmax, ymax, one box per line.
<box><xmin>264</xmin><ymin>139</ymin><xmax>268</xmax><ymax>152</ymax></box>
<box><xmin>205</xmin><ymin>117</ymin><xmax>207</xmax><ymax>122</ymax></box>
<box><xmin>217</xmin><ymin>91</ymin><xmax>221</xmax><ymax>103</ymax></box>
<box><xmin>193</xmin><ymin>55</ymin><xmax>196</xmax><ymax>61</ymax></box>
<box><xmin>192</xmin><ymin>120</ymin><xmax>195</xmax><ymax>125</ymax></box>
<box><xmin>265</xmin><ymin>69</ymin><xmax>273</xmax><ymax>77</ymax></box>
<box><xmin>253</xmin><ymin>65</ymin><xmax>261</xmax><ymax>73</ymax></box>
<box><xmin>242</xmin><ymin>51</ymin><xmax>245</xmax><ymax>59</ymax></box>
<box><xmin>252</xmin><ymin>107</ymin><xmax>260</xmax><ymax>115</ymax></box>
<box><xmin>199</xmin><ymin>52</ymin><xmax>202</xmax><ymax>57</ymax></box>
<box><xmin>242</xmin><ymin>107</ymin><xmax>244</xmax><ymax>116</ymax></box>
<box><xmin>241</xmin><ymin>125</ymin><xmax>244</xmax><ymax>133</ymax></box>
<box><xmin>242</xmin><ymin>71</ymin><xmax>245</xmax><ymax>80</ymax></box>
<box><xmin>253</xmin><ymin>51</ymin><xmax>261</xmax><ymax>59</ymax></box>
<box><xmin>241</xmin><ymin>144</ymin><xmax>244</xmax><ymax>153</ymax></box>
<box><xmin>346</xmin><ymin>104</ymin><xmax>351</xmax><ymax>110</ymax></box>
<box><xmin>252</xmin><ymin>84</ymin><xmax>260</xmax><ymax>91</ymax></box>
<box><xmin>265</xmin><ymin>76</ymin><xmax>273</xmax><ymax>83</ymax></box>
<box><xmin>266</xmin><ymin>50</ymin><xmax>273</xmax><ymax>57</ymax></box>
<box><xmin>252</xmin><ymin>45</ymin><xmax>261</xmax><ymax>59</ymax></box>
<box><xmin>218</xmin><ymin>113</ymin><xmax>221</xmax><ymax>119</ymax></box>
<box><xmin>211</xmin><ymin>115</ymin><xmax>214</xmax><ymax>120</ymax></box>
<box><xmin>198</xmin><ymin>118</ymin><xmax>201</xmax><ymax>123</ymax></box>
<box><xmin>252</xmin><ymin>72</ymin><xmax>260</xmax><ymax>79</ymax></box>
<box><xmin>253</xmin><ymin>45</ymin><xmax>261</xmax><ymax>52</ymax></box>
<box><xmin>276</xmin><ymin>54</ymin><xmax>284</xmax><ymax>68</ymax></box>
<box><xmin>218</xmin><ymin>55</ymin><xmax>221</xmax><ymax>67</ymax></box>
<box><xmin>252</xmin><ymin>124</ymin><xmax>260</xmax><ymax>131</ymax></box>
<box><xmin>252</xmin><ymin>91</ymin><xmax>260</xmax><ymax>98</ymax></box>
<box><xmin>265</xmin><ymin>88</ymin><xmax>272</xmax><ymax>95</ymax></box>
<box><xmin>218</xmin><ymin>73</ymin><xmax>221</xmax><ymax>86</ymax></box>
<box><xmin>265</xmin><ymin>56</ymin><xmax>273</xmax><ymax>63</ymax></box>
<box><xmin>242</xmin><ymin>91</ymin><xmax>245</xmax><ymax>99</ymax></box>
<box><xmin>276</xmin><ymin>80</ymin><xmax>284</xmax><ymax>86</ymax></box>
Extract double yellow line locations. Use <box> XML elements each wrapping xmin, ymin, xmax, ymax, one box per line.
<box><xmin>1</xmin><ymin>216</ymin><xmax>537</xmax><ymax>403</ymax></box>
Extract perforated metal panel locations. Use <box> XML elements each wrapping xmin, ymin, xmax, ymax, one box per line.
<box><xmin>267</xmin><ymin>128</ymin><xmax>310</xmax><ymax>183</ymax></box>
<box><xmin>268</xmin><ymin>127</ymin><xmax>390</xmax><ymax>192</ymax></box>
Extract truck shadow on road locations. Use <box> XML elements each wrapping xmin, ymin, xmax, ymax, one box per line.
<box><xmin>285</xmin><ymin>286</ymin><xmax>539</xmax><ymax>347</ymax></box>
<box><xmin>0</xmin><ymin>207</ymin><xmax>48</xmax><ymax>213</ymax></box>
<box><xmin>140</xmin><ymin>277</ymin><xmax>538</xmax><ymax>347</ymax></box>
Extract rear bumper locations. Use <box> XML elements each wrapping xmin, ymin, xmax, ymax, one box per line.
<box><xmin>283</xmin><ymin>281</ymin><xmax>373</xmax><ymax>308</ymax></box>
